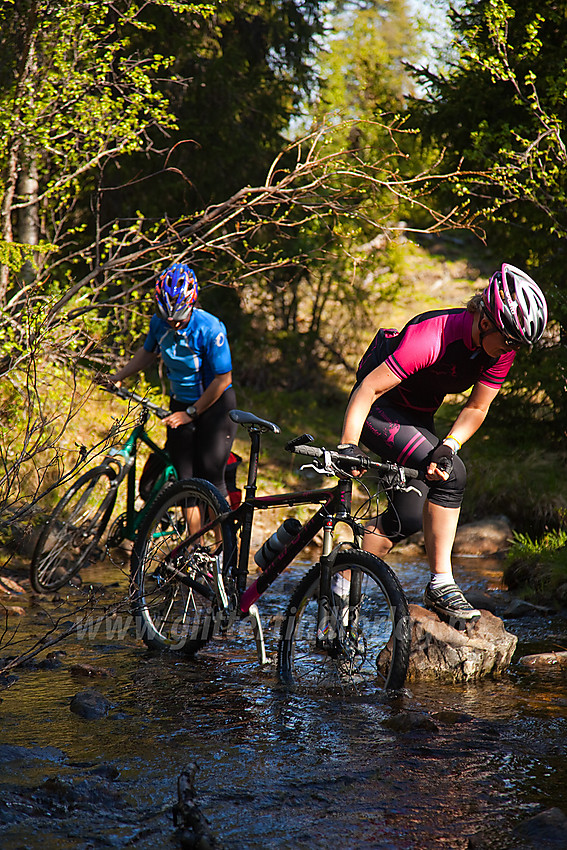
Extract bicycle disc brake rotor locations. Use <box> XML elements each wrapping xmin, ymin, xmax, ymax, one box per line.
<box><xmin>106</xmin><ymin>512</ymin><xmax>128</xmax><ymax>548</ymax></box>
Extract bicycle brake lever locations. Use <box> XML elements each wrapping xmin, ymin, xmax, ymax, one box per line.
<box><xmin>300</xmin><ymin>449</ymin><xmax>335</xmax><ymax>477</ymax></box>
<box><xmin>300</xmin><ymin>462</ymin><xmax>333</xmax><ymax>476</ymax></box>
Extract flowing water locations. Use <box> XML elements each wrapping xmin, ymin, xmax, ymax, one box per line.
<box><xmin>1</xmin><ymin>550</ymin><xmax>566</xmax><ymax>850</ymax></box>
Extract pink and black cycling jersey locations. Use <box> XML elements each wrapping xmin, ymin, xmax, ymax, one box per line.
<box><xmin>364</xmin><ymin>308</ymin><xmax>515</xmax><ymax>414</ymax></box>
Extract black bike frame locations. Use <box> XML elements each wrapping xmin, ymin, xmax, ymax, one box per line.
<box><xmin>237</xmin><ymin>480</ymin><xmax>356</xmax><ymax>615</ymax></box>
<box><xmin>163</xmin><ymin>424</ymin><xmax>372</xmax><ymax>617</ymax></box>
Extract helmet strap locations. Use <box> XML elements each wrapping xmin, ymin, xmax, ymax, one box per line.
<box><xmin>477</xmin><ymin>311</ymin><xmax>502</xmax><ymax>350</ymax></box>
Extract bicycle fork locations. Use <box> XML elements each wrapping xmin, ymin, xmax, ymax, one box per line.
<box><xmin>316</xmin><ymin>516</ymin><xmax>363</xmax><ymax>653</ymax></box>
<box><xmin>316</xmin><ymin>516</ymin><xmax>339</xmax><ymax>649</ymax></box>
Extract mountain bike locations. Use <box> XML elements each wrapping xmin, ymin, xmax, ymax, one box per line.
<box><xmin>130</xmin><ymin>409</ymin><xmax>420</xmax><ymax>694</ymax></box>
<box><xmin>30</xmin><ymin>385</ymin><xmax>177</xmax><ymax>593</ymax></box>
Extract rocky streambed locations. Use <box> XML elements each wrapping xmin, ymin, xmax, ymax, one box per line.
<box><xmin>0</xmin><ymin>517</ymin><xmax>566</xmax><ymax>849</ymax></box>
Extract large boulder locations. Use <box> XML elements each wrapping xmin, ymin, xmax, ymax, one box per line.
<box><xmin>399</xmin><ymin>515</ymin><xmax>514</xmax><ymax>557</ymax></box>
<box><xmin>452</xmin><ymin>516</ymin><xmax>513</xmax><ymax>556</ymax></box>
<box><xmin>405</xmin><ymin>604</ymin><xmax>517</xmax><ymax>682</ymax></box>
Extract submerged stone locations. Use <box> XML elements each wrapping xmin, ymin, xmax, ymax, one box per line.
<box><xmin>70</xmin><ymin>688</ymin><xmax>111</xmax><ymax>719</ymax></box>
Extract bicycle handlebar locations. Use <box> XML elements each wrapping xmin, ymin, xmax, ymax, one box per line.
<box><xmin>100</xmin><ymin>383</ymin><xmax>170</xmax><ymax>419</ymax></box>
<box><xmin>287</xmin><ymin>441</ymin><xmax>420</xmax><ymax>481</ymax></box>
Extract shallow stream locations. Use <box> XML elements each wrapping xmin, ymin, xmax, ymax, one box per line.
<box><xmin>1</xmin><ymin>551</ymin><xmax>566</xmax><ymax>849</ymax></box>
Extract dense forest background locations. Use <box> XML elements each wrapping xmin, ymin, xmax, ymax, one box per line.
<box><xmin>0</xmin><ymin>0</ymin><xmax>565</xmax><ymax>557</ymax></box>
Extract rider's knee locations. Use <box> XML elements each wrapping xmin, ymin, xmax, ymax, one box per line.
<box><xmin>427</xmin><ymin>454</ymin><xmax>467</xmax><ymax>510</ymax></box>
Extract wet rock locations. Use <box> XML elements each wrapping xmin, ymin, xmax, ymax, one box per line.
<box><xmin>70</xmin><ymin>688</ymin><xmax>111</xmax><ymax>719</ymax></box>
<box><xmin>173</xmin><ymin>763</ymin><xmax>227</xmax><ymax>849</ymax></box>
<box><xmin>464</xmin><ymin>589</ymin><xmax>500</xmax><ymax>614</ymax></box>
<box><xmin>403</xmin><ymin>515</ymin><xmax>513</xmax><ymax>556</ymax></box>
<box><xmin>70</xmin><ymin>663</ymin><xmax>113</xmax><ymax>678</ymax></box>
<box><xmin>89</xmin><ymin>763</ymin><xmax>120</xmax><ymax>780</ymax></box>
<box><xmin>38</xmin><ymin>651</ymin><xmax>65</xmax><ymax>670</ymax></box>
<box><xmin>430</xmin><ymin>709</ymin><xmax>473</xmax><ymax>725</ymax></box>
<box><xmin>518</xmin><ymin>651</ymin><xmax>567</xmax><ymax>670</ymax></box>
<box><xmin>383</xmin><ymin>710</ymin><xmax>438</xmax><ymax>733</ymax></box>
<box><xmin>452</xmin><ymin>516</ymin><xmax>513</xmax><ymax>556</ymax></box>
<box><xmin>405</xmin><ymin>605</ymin><xmax>517</xmax><ymax>682</ymax></box>
<box><xmin>0</xmin><ymin>743</ymin><xmax>65</xmax><ymax>763</ymax></box>
<box><xmin>5</xmin><ymin>605</ymin><xmax>26</xmax><ymax>617</ymax></box>
<box><xmin>502</xmin><ymin>598</ymin><xmax>554</xmax><ymax>618</ymax></box>
<box><xmin>514</xmin><ymin>806</ymin><xmax>567</xmax><ymax>846</ymax></box>
<box><xmin>0</xmin><ymin>576</ymin><xmax>25</xmax><ymax>595</ymax></box>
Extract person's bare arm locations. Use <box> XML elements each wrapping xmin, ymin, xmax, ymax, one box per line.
<box><xmin>108</xmin><ymin>347</ymin><xmax>158</xmax><ymax>387</ymax></box>
<box><xmin>163</xmin><ymin>372</ymin><xmax>233</xmax><ymax>428</ymax></box>
<box><xmin>340</xmin><ymin>362</ymin><xmax>401</xmax><ymax>446</ymax></box>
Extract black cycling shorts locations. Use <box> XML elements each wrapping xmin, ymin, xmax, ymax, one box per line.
<box><xmin>361</xmin><ymin>401</ymin><xmax>467</xmax><ymax>542</ymax></box>
<box><xmin>165</xmin><ymin>387</ymin><xmax>238</xmax><ymax>497</ymax></box>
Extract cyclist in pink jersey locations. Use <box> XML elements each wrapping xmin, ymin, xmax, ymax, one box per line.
<box><xmin>338</xmin><ymin>263</ymin><xmax>547</xmax><ymax>624</ymax></box>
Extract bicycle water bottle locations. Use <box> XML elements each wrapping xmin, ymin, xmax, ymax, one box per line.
<box><xmin>254</xmin><ymin>517</ymin><xmax>302</xmax><ymax>571</ymax></box>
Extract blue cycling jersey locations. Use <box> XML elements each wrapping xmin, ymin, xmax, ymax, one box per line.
<box><xmin>143</xmin><ymin>309</ymin><xmax>232</xmax><ymax>403</ymax></box>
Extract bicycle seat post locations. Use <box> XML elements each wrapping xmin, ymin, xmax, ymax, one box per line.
<box><xmin>244</xmin><ymin>427</ymin><xmax>262</xmax><ymax>500</ymax></box>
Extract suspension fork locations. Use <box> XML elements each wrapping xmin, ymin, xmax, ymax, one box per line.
<box><xmin>316</xmin><ymin>515</ymin><xmax>336</xmax><ymax>648</ymax></box>
<box><xmin>316</xmin><ymin>477</ymin><xmax>353</xmax><ymax>649</ymax></box>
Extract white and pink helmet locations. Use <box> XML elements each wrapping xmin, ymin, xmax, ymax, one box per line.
<box><xmin>482</xmin><ymin>263</ymin><xmax>548</xmax><ymax>345</ymax></box>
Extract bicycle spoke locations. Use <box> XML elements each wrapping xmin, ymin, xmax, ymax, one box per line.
<box><xmin>278</xmin><ymin>551</ymin><xmax>410</xmax><ymax>695</ymax></box>
<box><xmin>30</xmin><ymin>468</ymin><xmax>117</xmax><ymax>592</ymax></box>
<box><xmin>130</xmin><ymin>479</ymin><xmax>236</xmax><ymax>653</ymax></box>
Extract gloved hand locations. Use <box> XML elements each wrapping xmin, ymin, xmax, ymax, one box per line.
<box><xmin>428</xmin><ymin>443</ymin><xmax>454</xmax><ymax>476</ymax></box>
<box><xmin>336</xmin><ymin>443</ymin><xmax>368</xmax><ymax>472</ymax></box>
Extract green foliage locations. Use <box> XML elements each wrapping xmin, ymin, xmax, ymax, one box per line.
<box><xmin>408</xmin><ymin>0</ymin><xmax>567</xmax><ymax>435</ymax></box>
<box><xmin>106</xmin><ymin>0</ymin><xmax>326</xmax><ymax>222</ymax></box>
<box><xmin>0</xmin><ymin>1</ymin><xmax>179</xmax><ymax>192</ymax></box>
<box><xmin>316</xmin><ymin>0</ymin><xmax>421</xmax><ymax>116</ymax></box>
<box><xmin>0</xmin><ymin>238</ymin><xmax>52</xmax><ymax>273</ymax></box>
<box><xmin>503</xmin><ymin>528</ymin><xmax>567</xmax><ymax>600</ymax></box>
<box><xmin>508</xmin><ymin>529</ymin><xmax>567</xmax><ymax>562</ymax></box>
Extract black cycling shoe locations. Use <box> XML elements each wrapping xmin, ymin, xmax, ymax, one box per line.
<box><xmin>423</xmin><ymin>582</ymin><xmax>481</xmax><ymax>624</ymax></box>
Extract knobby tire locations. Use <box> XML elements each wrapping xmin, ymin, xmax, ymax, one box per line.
<box><xmin>130</xmin><ymin>478</ymin><xmax>237</xmax><ymax>654</ymax></box>
<box><xmin>277</xmin><ymin>550</ymin><xmax>410</xmax><ymax>694</ymax></box>
<box><xmin>30</xmin><ymin>466</ymin><xmax>118</xmax><ymax>592</ymax></box>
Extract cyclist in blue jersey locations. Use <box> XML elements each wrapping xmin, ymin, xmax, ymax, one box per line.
<box><xmin>108</xmin><ymin>263</ymin><xmax>237</xmax><ymax>498</ymax></box>
<box><xmin>338</xmin><ymin>264</ymin><xmax>547</xmax><ymax>623</ymax></box>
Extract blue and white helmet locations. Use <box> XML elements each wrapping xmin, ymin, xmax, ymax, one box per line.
<box><xmin>155</xmin><ymin>263</ymin><xmax>198</xmax><ymax>321</ymax></box>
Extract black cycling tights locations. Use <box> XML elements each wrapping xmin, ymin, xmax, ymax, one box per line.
<box><xmin>361</xmin><ymin>401</ymin><xmax>467</xmax><ymax>543</ymax></box>
<box><xmin>166</xmin><ymin>387</ymin><xmax>237</xmax><ymax>497</ymax></box>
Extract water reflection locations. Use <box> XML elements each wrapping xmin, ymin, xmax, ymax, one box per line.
<box><xmin>0</xmin><ymin>554</ymin><xmax>566</xmax><ymax>849</ymax></box>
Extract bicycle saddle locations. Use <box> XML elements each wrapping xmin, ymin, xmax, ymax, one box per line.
<box><xmin>229</xmin><ymin>409</ymin><xmax>280</xmax><ymax>433</ymax></box>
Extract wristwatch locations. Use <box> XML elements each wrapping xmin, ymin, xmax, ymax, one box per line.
<box><xmin>186</xmin><ymin>404</ymin><xmax>198</xmax><ymax>419</ymax></box>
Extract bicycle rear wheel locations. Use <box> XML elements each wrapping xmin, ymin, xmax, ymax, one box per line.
<box><xmin>130</xmin><ymin>478</ymin><xmax>237</xmax><ymax>654</ymax></box>
<box><xmin>30</xmin><ymin>466</ymin><xmax>118</xmax><ymax>592</ymax></box>
<box><xmin>277</xmin><ymin>550</ymin><xmax>410</xmax><ymax>694</ymax></box>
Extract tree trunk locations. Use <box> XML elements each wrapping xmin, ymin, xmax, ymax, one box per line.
<box><xmin>0</xmin><ymin>142</ymin><xmax>20</xmax><ymax>302</ymax></box>
<box><xmin>16</xmin><ymin>158</ymin><xmax>39</xmax><ymax>284</ymax></box>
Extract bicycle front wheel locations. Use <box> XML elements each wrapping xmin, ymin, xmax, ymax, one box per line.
<box><xmin>277</xmin><ymin>550</ymin><xmax>410</xmax><ymax>694</ymax></box>
<box><xmin>30</xmin><ymin>466</ymin><xmax>118</xmax><ymax>592</ymax></box>
<box><xmin>130</xmin><ymin>478</ymin><xmax>237</xmax><ymax>654</ymax></box>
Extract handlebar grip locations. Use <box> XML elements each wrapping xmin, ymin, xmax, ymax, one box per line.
<box><xmin>284</xmin><ymin>433</ymin><xmax>314</xmax><ymax>452</ymax></box>
<box><xmin>290</xmin><ymin>443</ymin><xmax>369</xmax><ymax>469</ymax></box>
<box><xmin>290</xmin><ymin>443</ymin><xmax>323</xmax><ymax>458</ymax></box>
<box><xmin>291</xmin><ymin>442</ymin><xmax>420</xmax><ymax>479</ymax></box>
